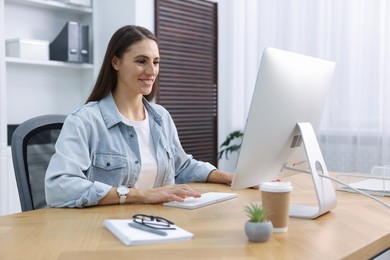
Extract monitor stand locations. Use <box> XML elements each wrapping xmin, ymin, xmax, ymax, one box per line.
<box><xmin>286</xmin><ymin>122</ymin><xmax>337</xmax><ymax>219</ymax></box>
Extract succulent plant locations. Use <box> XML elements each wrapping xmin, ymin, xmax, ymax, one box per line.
<box><xmin>244</xmin><ymin>203</ymin><xmax>269</xmax><ymax>223</ymax></box>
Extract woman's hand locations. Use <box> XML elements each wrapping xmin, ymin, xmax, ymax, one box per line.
<box><xmin>136</xmin><ymin>184</ymin><xmax>201</xmax><ymax>204</ymax></box>
<box><xmin>99</xmin><ymin>170</ymin><xmax>234</xmax><ymax>206</ymax></box>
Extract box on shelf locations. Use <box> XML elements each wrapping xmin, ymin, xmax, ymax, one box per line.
<box><xmin>6</xmin><ymin>38</ymin><xmax>49</xmax><ymax>60</ymax></box>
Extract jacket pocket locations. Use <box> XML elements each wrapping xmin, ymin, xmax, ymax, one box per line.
<box><xmin>90</xmin><ymin>153</ymin><xmax>128</xmax><ymax>186</ymax></box>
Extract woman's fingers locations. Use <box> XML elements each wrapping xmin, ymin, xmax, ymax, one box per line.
<box><xmin>174</xmin><ymin>184</ymin><xmax>201</xmax><ymax>197</ymax></box>
<box><xmin>163</xmin><ymin>184</ymin><xmax>200</xmax><ymax>200</ymax></box>
<box><xmin>142</xmin><ymin>184</ymin><xmax>200</xmax><ymax>203</ymax></box>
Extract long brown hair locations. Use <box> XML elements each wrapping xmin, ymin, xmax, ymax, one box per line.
<box><xmin>86</xmin><ymin>25</ymin><xmax>159</xmax><ymax>103</ymax></box>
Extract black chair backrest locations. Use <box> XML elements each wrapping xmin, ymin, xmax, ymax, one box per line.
<box><xmin>11</xmin><ymin>114</ymin><xmax>66</xmax><ymax>212</ymax></box>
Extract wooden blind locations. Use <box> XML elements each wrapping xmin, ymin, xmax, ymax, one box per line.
<box><xmin>155</xmin><ymin>0</ymin><xmax>218</xmax><ymax>166</ymax></box>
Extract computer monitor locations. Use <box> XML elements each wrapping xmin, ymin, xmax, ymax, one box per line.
<box><xmin>231</xmin><ymin>47</ymin><xmax>337</xmax><ymax>219</ymax></box>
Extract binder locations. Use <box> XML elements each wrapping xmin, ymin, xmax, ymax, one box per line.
<box><xmin>79</xmin><ymin>25</ymin><xmax>89</xmax><ymax>63</ymax></box>
<box><xmin>50</xmin><ymin>21</ymin><xmax>89</xmax><ymax>63</ymax></box>
<box><xmin>50</xmin><ymin>21</ymin><xmax>79</xmax><ymax>62</ymax></box>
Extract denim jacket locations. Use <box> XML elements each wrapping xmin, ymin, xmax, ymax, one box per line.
<box><xmin>45</xmin><ymin>93</ymin><xmax>216</xmax><ymax>208</ymax></box>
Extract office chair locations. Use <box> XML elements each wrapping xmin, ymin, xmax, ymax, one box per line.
<box><xmin>11</xmin><ymin>114</ymin><xmax>66</xmax><ymax>212</ymax></box>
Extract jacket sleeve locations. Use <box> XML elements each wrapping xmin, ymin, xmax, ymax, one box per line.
<box><xmin>45</xmin><ymin>114</ymin><xmax>111</xmax><ymax>208</ymax></box>
<box><xmin>161</xmin><ymin>111</ymin><xmax>216</xmax><ymax>184</ymax></box>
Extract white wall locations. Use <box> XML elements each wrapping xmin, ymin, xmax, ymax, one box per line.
<box><xmin>93</xmin><ymin>0</ymin><xmax>154</xmax><ymax>78</ymax></box>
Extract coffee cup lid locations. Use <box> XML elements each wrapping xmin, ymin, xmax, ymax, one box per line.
<box><xmin>260</xmin><ymin>181</ymin><xmax>292</xmax><ymax>192</ymax></box>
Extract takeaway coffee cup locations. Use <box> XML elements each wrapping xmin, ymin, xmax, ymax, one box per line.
<box><xmin>260</xmin><ymin>181</ymin><xmax>292</xmax><ymax>233</ymax></box>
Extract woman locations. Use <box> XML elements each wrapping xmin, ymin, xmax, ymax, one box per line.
<box><xmin>45</xmin><ymin>25</ymin><xmax>233</xmax><ymax>207</ymax></box>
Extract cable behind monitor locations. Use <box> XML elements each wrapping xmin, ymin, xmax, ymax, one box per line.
<box><xmin>318</xmin><ymin>174</ymin><xmax>390</xmax><ymax>210</ymax></box>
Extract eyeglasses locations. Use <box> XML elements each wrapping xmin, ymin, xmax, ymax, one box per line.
<box><xmin>132</xmin><ymin>214</ymin><xmax>176</xmax><ymax>230</ymax></box>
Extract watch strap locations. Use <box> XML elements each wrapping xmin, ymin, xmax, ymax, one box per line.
<box><xmin>119</xmin><ymin>195</ymin><xmax>127</xmax><ymax>204</ymax></box>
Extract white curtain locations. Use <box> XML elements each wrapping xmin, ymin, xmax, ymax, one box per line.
<box><xmin>221</xmin><ymin>0</ymin><xmax>390</xmax><ymax>173</ymax></box>
<box><xmin>317</xmin><ymin>0</ymin><xmax>390</xmax><ymax>173</ymax></box>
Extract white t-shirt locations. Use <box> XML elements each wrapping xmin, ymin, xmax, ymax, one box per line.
<box><xmin>121</xmin><ymin>109</ymin><xmax>158</xmax><ymax>189</ymax></box>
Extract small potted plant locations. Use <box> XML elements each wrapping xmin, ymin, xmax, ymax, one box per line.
<box><xmin>244</xmin><ymin>203</ymin><xmax>273</xmax><ymax>243</ymax></box>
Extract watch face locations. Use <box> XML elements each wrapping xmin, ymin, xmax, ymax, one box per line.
<box><xmin>117</xmin><ymin>186</ymin><xmax>129</xmax><ymax>195</ymax></box>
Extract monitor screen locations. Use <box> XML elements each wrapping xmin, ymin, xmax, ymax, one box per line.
<box><xmin>231</xmin><ymin>47</ymin><xmax>336</xmax><ymax>190</ymax></box>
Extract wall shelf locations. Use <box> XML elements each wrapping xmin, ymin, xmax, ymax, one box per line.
<box><xmin>5</xmin><ymin>57</ymin><xmax>94</xmax><ymax>69</ymax></box>
<box><xmin>0</xmin><ymin>0</ymin><xmax>149</xmax><ymax>217</ymax></box>
<box><xmin>1</xmin><ymin>0</ymin><xmax>95</xmax><ymax>130</ymax></box>
<box><xmin>5</xmin><ymin>0</ymin><xmax>92</xmax><ymax>14</ymax></box>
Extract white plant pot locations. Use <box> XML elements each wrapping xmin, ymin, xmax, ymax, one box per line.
<box><xmin>244</xmin><ymin>220</ymin><xmax>273</xmax><ymax>243</ymax></box>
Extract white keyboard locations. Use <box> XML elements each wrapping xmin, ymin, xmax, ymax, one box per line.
<box><xmin>163</xmin><ymin>192</ymin><xmax>238</xmax><ymax>210</ymax></box>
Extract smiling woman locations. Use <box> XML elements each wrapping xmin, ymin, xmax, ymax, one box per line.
<box><xmin>111</xmin><ymin>38</ymin><xmax>160</xmax><ymax>120</ymax></box>
<box><xmin>86</xmin><ymin>25</ymin><xmax>159</xmax><ymax>104</ymax></box>
<box><xmin>44</xmin><ymin>25</ymin><xmax>233</xmax><ymax>209</ymax></box>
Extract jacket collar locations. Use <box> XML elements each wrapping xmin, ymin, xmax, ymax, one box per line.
<box><xmin>99</xmin><ymin>93</ymin><xmax>162</xmax><ymax>129</ymax></box>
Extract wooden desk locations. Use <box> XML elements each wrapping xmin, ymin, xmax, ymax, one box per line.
<box><xmin>0</xmin><ymin>174</ymin><xmax>389</xmax><ymax>260</ymax></box>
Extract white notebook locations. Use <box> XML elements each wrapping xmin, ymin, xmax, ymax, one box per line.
<box><xmin>163</xmin><ymin>192</ymin><xmax>238</xmax><ymax>209</ymax></box>
<box><xmin>104</xmin><ymin>219</ymin><xmax>193</xmax><ymax>246</ymax></box>
<box><xmin>337</xmin><ymin>179</ymin><xmax>390</xmax><ymax>196</ymax></box>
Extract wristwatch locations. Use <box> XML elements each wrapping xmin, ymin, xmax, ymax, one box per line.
<box><xmin>116</xmin><ymin>186</ymin><xmax>129</xmax><ymax>204</ymax></box>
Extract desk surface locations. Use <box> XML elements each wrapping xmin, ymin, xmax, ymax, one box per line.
<box><xmin>1</xmin><ymin>174</ymin><xmax>389</xmax><ymax>260</ymax></box>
